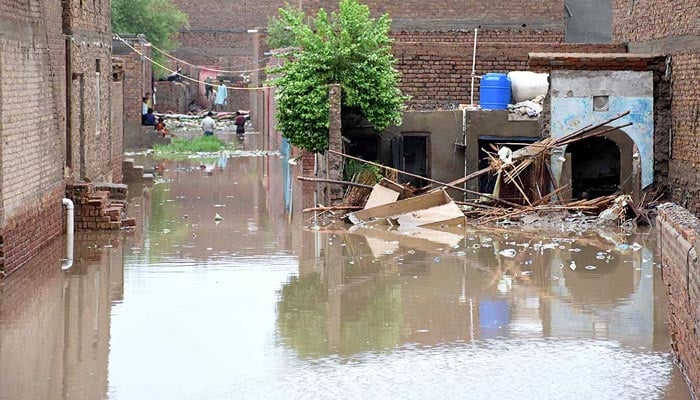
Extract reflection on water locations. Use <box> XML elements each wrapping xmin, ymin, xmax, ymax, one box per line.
<box><xmin>0</xmin><ymin>154</ymin><xmax>693</xmax><ymax>400</ymax></box>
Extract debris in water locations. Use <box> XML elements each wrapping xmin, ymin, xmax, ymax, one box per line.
<box><xmin>499</xmin><ymin>249</ymin><xmax>517</xmax><ymax>258</ymax></box>
<box><xmin>214</xmin><ymin>213</ymin><xmax>223</xmax><ymax>221</ymax></box>
<box><xmin>584</xmin><ymin>265</ymin><xmax>597</xmax><ymax>270</ymax></box>
<box><xmin>569</xmin><ymin>261</ymin><xmax>577</xmax><ymax>271</ymax></box>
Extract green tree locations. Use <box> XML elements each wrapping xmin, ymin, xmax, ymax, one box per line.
<box><xmin>112</xmin><ymin>0</ymin><xmax>189</xmax><ymax>74</ymax></box>
<box><xmin>269</xmin><ymin>0</ymin><xmax>406</xmax><ymax>153</ymax></box>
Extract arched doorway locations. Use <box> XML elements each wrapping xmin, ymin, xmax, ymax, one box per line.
<box><xmin>564</xmin><ymin>129</ymin><xmax>636</xmax><ymax>200</ymax></box>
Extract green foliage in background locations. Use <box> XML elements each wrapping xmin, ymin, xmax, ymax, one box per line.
<box><xmin>268</xmin><ymin>0</ymin><xmax>406</xmax><ymax>153</ymax></box>
<box><xmin>344</xmin><ymin>159</ymin><xmax>382</xmax><ymax>183</ymax></box>
<box><xmin>153</xmin><ymin>136</ymin><xmax>231</xmax><ymax>155</ymax></box>
<box><xmin>112</xmin><ymin>0</ymin><xmax>188</xmax><ymax>75</ymax></box>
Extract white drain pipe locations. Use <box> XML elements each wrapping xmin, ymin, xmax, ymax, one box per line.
<box><xmin>62</xmin><ymin>198</ymin><xmax>74</xmax><ymax>270</ymax></box>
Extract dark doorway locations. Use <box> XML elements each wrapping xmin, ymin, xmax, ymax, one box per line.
<box><xmin>568</xmin><ymin>137</ymin><xmax>620</xmax><ymax>199</ymax></box>
<box><xmin>398</xmin><ymin>134</ymin><xmax>429</xmax><ymax>187</ymax></box>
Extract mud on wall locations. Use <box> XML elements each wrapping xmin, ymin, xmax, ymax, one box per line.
<box><xmin>656</xmin><ymin>204</ymin><xmax>700</xmax><ymax>398</ymax></box>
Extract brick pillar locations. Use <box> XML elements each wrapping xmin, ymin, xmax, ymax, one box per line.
<box><xmin>326</xmin><ymin>84</ymin><xmax>343</xmax><ymax>203</ymax></box>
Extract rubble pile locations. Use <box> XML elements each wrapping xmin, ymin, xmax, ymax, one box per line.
<box><xmin>300</xmin><ymin>109</ymin><xmax>662</xmax><ymax>233</ymax></box>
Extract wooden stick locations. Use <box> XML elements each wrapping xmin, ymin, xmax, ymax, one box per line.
<box><xmin>553</xmin><ymin>111</ymin><xmax>631</xmax><ymax>145</ymax></box>
<box><xmin>297</xmin><ymin>176</ymin><xmax>374</xmax><ymax>189</ymax></box>
<box><xmin>556</xmin><ymin>122</ymin><xmax>634</xmax><ymax>146</ymax></box>
<box><xmin>327</xmin><ymin>149</ymin><xmax>522</xmax><ymax>208</ymax></box>
<box><xmin>302</xmin><ymin>206</ymin><xmax>363</xmax><ymax>212</ymax></box>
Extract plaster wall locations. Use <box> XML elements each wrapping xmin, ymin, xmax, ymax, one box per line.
<box><xmin>549</xmin><ymin>70</ymin><xmax>654</xmax><ymax>188</ymax></box>
<box><xmin>400</xmin><ymin>111</ymin><xmax>466</xmax><ymax>197</ymax></box>
<box><xmin>564</xmin><ymin>0</ymin><xmax>612</xmax><ymax>43</ymax></box>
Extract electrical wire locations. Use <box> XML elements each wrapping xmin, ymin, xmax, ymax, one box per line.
<box><xmin>113</xmin><ymin>34</ymin><xmax>272</xmax><ymax>91</ymax></box>
<box><xmin>150</xmin><ymin>42</ymin><xmax>273</xmax><ymax>74</ymax></box>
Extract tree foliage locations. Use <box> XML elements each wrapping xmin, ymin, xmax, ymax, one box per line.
<box><xmin>269</xmin><ymin>0</ymin><xmax>406</xmax><ymax>153</ymax></box>
<box><xmin>112</xmin><ymin>0</ymin><xmax>189</xmax><ymax>73</ymax></box>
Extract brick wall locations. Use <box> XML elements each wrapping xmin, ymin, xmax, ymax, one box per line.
<box><xmin>612</xmin><ymin>0</ymin><xmax>700</xmax><ymax>214</ymax></box>
<box><xmin>665</xmin><ymin>54</ymin><xmax>700</xmax><ymax>212</ymax></box>
<box><xmin>612</xmin><ymin>0</ymin><xmax>699</xmax><ymax>43</ymax></box>
<box><xmin>111</xmin><ymin>79</ymin><xmax>124</xmax><ymax>183</ymax></box>
<box><xmin>171</xmin><ymin>31</ymin><xmax>256</xmax><ymax>111</ymax></box>
<box><xmin>656</xmin><ymin>204</ymin><xmax>700</xmax><ymax>398</ymax></box>
<box><xmin>113</xmin><ymin>38</ymin><xmax>153</xmax><ymax>140</ymax></box>
<box><xmin>396</xmin><ymin>39</ymin><xmax>626</xmax><ymax>110</ymax></box>
<box><xmin>0</xmin><ymin>186</ymin><xmax>64</xmax><ymax>276</ymax></box>
<box><xmin>302</xmin><ymin>0</ymin><xmax>564</xmax><ymax>30</ymax></box>
<box><xmin>171</xmin><ymin>0</ymin><xmax>281</xmax><ymax>31</ymax></box>
<box><xmin>154</xmin><ymin>80</ymin><xmax>193</xmax><ymax>114</ymax></box>
<box><xmin>0</xmin><ymin>0</ymin><xmax>66</xmax><ymax>275</ymax></box>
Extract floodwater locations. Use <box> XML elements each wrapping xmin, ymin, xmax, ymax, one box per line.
<box><xmin>0</xmin><ymin>143</ymin><xmax>693</xmax><ymax>399</ymax></box>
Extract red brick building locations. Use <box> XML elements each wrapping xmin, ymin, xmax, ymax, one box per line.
<box><xmin>0</xmin><ymin>0</ymin><xmax>124</xmax><ymax>276</ymax></box>
<box><xmin>612</xmin><ymin>0</ymin><xmax>700</xmax><ymax>213</ymax></box>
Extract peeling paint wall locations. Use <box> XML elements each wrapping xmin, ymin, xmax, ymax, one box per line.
<box><xmin>549</xmin><ymin>70</ymin><xmax>654</xmax><ymax>188</ymax></box>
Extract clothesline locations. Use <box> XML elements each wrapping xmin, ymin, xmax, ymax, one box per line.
<box><xmin>149</xmin><ymin>42</ymin><xmax>272</xmax><ymax>74</ymax></box>
<box><xmin>114</xmin><ymin>34</ymin><xmax>273</xmax><ymax>91</ymax></box>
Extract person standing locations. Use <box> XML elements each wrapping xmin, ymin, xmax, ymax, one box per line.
<box><xmin>201</xmin><ymin>111</ymin><xmax>216</xmax><ymax>136</ymax></box>
<box><xmin>214</xmin><ymin>80</ymin><xmax>228</xmax><ymax>111</ymax></box>
<box><xmin>234</xmin><ymin>111</ymin><xmax>246</xmax><ymax>140</ymax></box>
<box><xmin>141</xmin><ymin>96</ymin><xmax>149</xmax><ymax>124</ymax></box>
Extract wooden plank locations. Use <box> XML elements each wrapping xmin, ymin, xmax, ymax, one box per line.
<box><xmin>364</xmin><ymin>184</ymin><xmax>401</xmax><ymax>209</ymax></box>
<box><xmin>347</xmin><ymin>190</ymin><xmax>451</xmax><ymax>224</ymax></box>
<box><xmin>348</xmin><ymin>225</ymin><xmax>461</xmax><ymax>252</ymax></box>
<box><xmin>395</xmin><ymin>202</ymin><xmax>465</xmax><ymax>227</ymax></box>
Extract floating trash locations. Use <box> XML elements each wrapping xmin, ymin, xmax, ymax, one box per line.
<box><xmin>584</xmin><ymin>265</ymin><xmax>597</xmax><ymax>270</ymax></box>
<box><xmin>569</xmin><ymin>261</ymin><xmax>577</xmax><ymax>271</ymax></box>
<box><xmin>569</xmin><ymin>248</ymin><xmax>582</xmax><ymax>253</ymax></box>
<box><xmin>214</xmin><ymin>213</ymin><xmax>223</xmax><ymax>221</ymax></box>
<box><xmin>631</xmin><ymin>242</ymin><xmax>643</xmax><ymax>251</ymax></box>
<box><xmin>596</xmin><ymin>255</ymin><xmax>606</xmax><ymax>260</ymax></box>
<box><xmin>520</xmin><ymin>270</ymin><xmax>533</xmax><ymax>276</ymax></box>
<box><xmin>433</xmin><ymin>257</ymin><xmax>441</xmax><ymax>263</ymax></box>
<box><xmin>498</xmin><ymin>249</ymin><xmax>517</xmax><ymax>258</ymax></box>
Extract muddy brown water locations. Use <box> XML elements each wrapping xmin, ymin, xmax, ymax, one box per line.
<box><xmin>0</xmin><ymin>151</ymin><xmax>693</xmax><ymax>400</ymax></box>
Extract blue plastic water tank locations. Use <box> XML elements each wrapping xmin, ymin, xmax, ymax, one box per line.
<box><xmin>480</xmin><ymin>73</ymin><xmax>511</xmax><ymax>110</ymax></box>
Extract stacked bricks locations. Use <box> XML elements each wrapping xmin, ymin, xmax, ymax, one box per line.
<box><xmin>66</xmin><ymin>182</ymin><xmax>135</xmax><ymax>230</ymax></box>
<box><xmin>656</xmin><ymin>204</ymin><xmax>700</xmax><ymax>397</ymax></box>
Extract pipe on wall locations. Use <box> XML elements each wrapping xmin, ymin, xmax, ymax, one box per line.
<box><xmin>61</xmin><ymin>198</ymin><xmax>74</xmax><ymax>270</ymax></box>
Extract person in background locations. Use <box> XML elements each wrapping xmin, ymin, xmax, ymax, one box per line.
<box><xmin>143</xmin><ymin>108</ymin><xmax>156</xmax><ymax>126</ymax></box>
<box><xmin>155</xmin><ymin>117</ymin><xmax>174</xmax><ymax>137</ymax></box>
<box><xmin>204</xmin><ymin>77</ymin><xmax>214</xmax><ymax>107</ymax></box>
<box><xmin>214</xmin><ymin>80</ymin><xmax>227</xmax><ymax>111</ymax></box>
<box><xmin>234</xmin><ymin>111</ymin><xmax>246</xmax><ymax>140</ymax></box>
<box><xmin>201</xmin><ymin>111</ymin><xmax>216</xmax><ymax>136</ymax></box>
<box><xmin>145</xmin><ymin>91</ymin><xmax>153</xmax><ymax>109</ymax></box>
<box><xmin>141</xmin><ymin>96</ymin><xmax>148</xmax><ymax>124</ymax></box>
